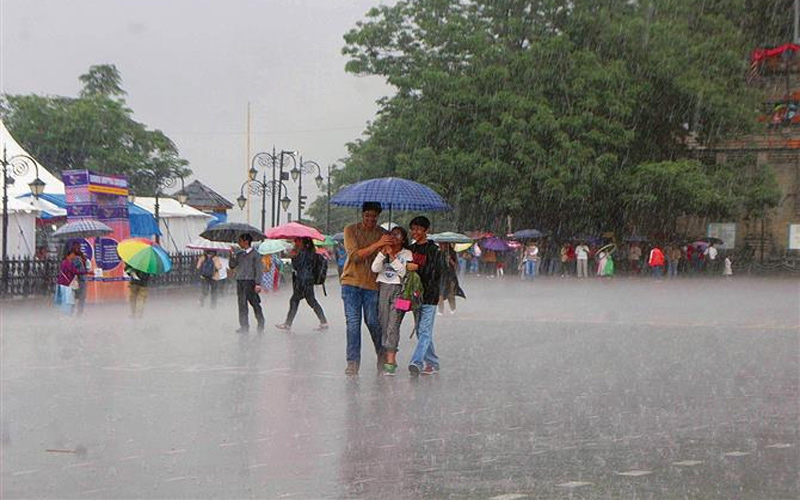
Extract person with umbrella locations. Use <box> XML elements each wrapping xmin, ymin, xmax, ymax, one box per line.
<box><xmin>54</xmin><ymin>244</ymin><xmax>84</xmax><ymax>315</ymax></box>
<box><xmin>341</xmin><ymin>202</ymin><xmax>394</xmax><ymax>375</ymax></box>
<box><xmin>125</xmin><ymin>263</ymin><xmax>151</xmax><ymax>319</ymax></box>
<box><xmin>275</xmin><ymin>237</ymin><xmax>329</xmax><ymax>332</ymax></box>
<box><xmin>117</xmin><ymin>238</ymin><xmax>173</xmax><ymax>319</ymax></box>
<box><xmin>70</xmin><ymin>241</ymin><xmax>92</xmax><ymax>316</ymax></box>
<box><xmin>229</xmin><ymin>233</ymin><xmax>265</xmax><ymax>333</ymax></box>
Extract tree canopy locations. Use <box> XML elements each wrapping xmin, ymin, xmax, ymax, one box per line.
<box><xmin>1</xmin><ymin>64</ymin><xmax>189</xmax><ymax>195</ymax></box>
<box><xmin>327</xmin><ymin>0</ymin><xmax>782</xmax><ymax>237</ymax></box>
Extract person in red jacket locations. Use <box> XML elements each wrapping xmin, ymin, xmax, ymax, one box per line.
<box><xmin>648</xmin><ymin>245</ymin><xmax>666</xmax><ymax>279</ymax></box>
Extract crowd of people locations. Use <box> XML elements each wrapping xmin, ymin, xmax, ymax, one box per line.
<box><xmin>456</xmin><ymin>240</ymin><xmax>733</xmax><ymax>280</ymax></box>
<box><xmin>54</xmin><ymin>207</ymin><xmax>735</xmax><ymax>379</ymax></box>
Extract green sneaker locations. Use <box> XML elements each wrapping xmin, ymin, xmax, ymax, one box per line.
<box><xmin>382</xmin><ymin>363</ymin><xmax>397</xmax><ymax>376</ymax></box>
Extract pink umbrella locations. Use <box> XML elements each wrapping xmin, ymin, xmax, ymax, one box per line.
<box><xmin>265</xmin><ymin>222</ymin><xmax>325</xmax><ymax>241</ymax></box>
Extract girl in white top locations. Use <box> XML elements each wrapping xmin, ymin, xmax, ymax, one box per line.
<box><xmin>370</xmin><ymin>226</ymin><xmax>414</xmax><ymax>374</ymax></box>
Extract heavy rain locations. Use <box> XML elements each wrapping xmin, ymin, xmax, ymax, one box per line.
<box><xmin>2</xmin><ymin>1</ymin><xmax>799</xmax><ymax>499</ymax></box>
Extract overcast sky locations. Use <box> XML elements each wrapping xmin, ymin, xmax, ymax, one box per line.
<box><xmin>0</xmin><ymin>0</ymin><xmax>392</xmax><ymax>223</ymax></box>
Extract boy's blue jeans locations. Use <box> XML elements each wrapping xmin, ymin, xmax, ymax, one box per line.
<box><xmin>342</xmin><ymin>285</ymin><xmax>382</xmax><ymax>362</ymax></box>
<box><xmin>410</xmin><ymin>304</ymin><xmax>439</xmax><ymax>370</ymax></box>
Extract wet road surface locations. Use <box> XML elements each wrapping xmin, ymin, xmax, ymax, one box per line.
<box><xmin>2</xmin><ymin>276</ymin><xmax>798</xmax><ymax>498</ymax></box>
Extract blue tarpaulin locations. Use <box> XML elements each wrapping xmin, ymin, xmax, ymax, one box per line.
<box><xmin>207</xmin><ymin>211</ymin><xmax>227</xmax><ymax>228</ymax></box>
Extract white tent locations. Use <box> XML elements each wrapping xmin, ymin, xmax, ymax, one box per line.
<box><xmin>1</xmin><ymin>198</ymin><xmax>40</xmax><ymax>258</ymax></box>
<box><xmin>133</xmin><ymin>197</ymin><xmax>213</xmax><ymax>253</ymax></box>
<box><xmin>1</xmin><ymin>120</ymin><xmax>65</xmax><ymax>197</ymax></box>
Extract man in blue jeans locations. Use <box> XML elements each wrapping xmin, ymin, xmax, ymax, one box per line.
<box><xmin>340</xmin><ymin>202</ymin><xmax>393</xmax><ymax>375</ymax></box>
<box><xmin>407</xmin><ymin>216</ymin><xmax>443</xmax><ymax>376</ymax></box>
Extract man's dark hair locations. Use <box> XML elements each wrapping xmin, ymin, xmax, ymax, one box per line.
<box><xmin>239</xmin><ymin>233</ymin><xmax>253</xmax><ymax>244</ymax></box>
<box><xmin>409</xmin><ymin>216</ymin><xmax>430</xmax><ymax>229</ymax></box>
<box><xmin>362</xmin><ymin>201</ymin><xmax>382</xmax><ymax>213</ymax></box>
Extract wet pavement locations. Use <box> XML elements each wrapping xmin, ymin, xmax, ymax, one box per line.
<box><xmin>1</xmin><ymin>276</ymin><xmax>798</xmax><ymax>499</ymax></box>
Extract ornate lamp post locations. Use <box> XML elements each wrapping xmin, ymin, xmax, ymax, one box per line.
<box><xmin>247</xmin><ymin>148</ymin><xmax>297</xmax><ymax>228</ymax></box>
<box><xmin>237</xmin><ymin>179</ymin><xmax>291</xmax><ymax>223</ymax></box>
<box><xmin>290</xmin><ymin>156</ymin><xmax>322</xmax><ymax>223</ymax></box>
<box><xmin>1</xmin><ymin>146</ymin><xmax>46</xmax><ymax>294</ymax></box>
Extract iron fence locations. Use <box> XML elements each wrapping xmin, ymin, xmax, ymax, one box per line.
<box><xmin>0</xmin><ymin>252</ymin><xmax>203</xmax><ymax>298</ymax></box>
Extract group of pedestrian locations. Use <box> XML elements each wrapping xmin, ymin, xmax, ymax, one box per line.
<box><xmin>340</xmin><ymin>202</ymin><xmax>446</xmax><ymax>376</ymax></box>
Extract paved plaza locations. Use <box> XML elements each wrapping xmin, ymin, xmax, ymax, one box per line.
<box><xmin>1</xmin><ymin>277</ymin><xmax>798</xmax><ymax>498</ymax></box>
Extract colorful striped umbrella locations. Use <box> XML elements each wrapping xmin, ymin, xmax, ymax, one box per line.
<box><xmin>117</xmin><ymin>238</ymin><xmax>173</xmax><ymax>275</ymax></box>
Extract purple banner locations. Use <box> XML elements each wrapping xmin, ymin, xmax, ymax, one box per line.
<box><xmin>96</xmin><ymin>206</ymin><xmax>129</xmax><ymax>221</ymax></box>
<box><xmin>62</xmin><ymin>170</ymin><xmax>90</xmax><ymax>187</ymax></box>
<box><xmin>67</xmin><ymin>204</ymin><xmax>98</xmax><ymax>218</ymax></box>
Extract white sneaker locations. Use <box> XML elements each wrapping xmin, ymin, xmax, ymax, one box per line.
<box><xmin>436</xmin><ymin>311</ymin><xmax>444</xmax><ymax>316</ymax></box>
<box><xmin>449</xmin><ymin>309</ymin><xmax>456</xmax><ymax>315</ymax></box>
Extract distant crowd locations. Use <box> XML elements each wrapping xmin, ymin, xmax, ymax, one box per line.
<box><xmin>457</xmin><ymin>241</ymin><xmax>732</xmax><ymax>280</ymax></box>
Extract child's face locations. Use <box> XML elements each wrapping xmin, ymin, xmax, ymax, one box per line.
<box><xmin>410</xmin><ymin>224</ymin><xmax>428</xmax><ymax>242</ymax></box>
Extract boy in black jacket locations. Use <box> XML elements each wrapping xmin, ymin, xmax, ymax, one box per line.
<box><xmin>407</xmin><ymin>216</ymin><xmax>442</xmax><ymax>375</ymax></box>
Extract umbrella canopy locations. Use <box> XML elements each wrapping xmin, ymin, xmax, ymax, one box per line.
<box><xmin>314</xmin><ymin>235</ymin><xmax>338</xmax><ymax>247</ymax></box>
<box><xmin>200</xmin><ymin>222</ymin><xmax>265</xmax><ymax>243</ymax></box>
<box><xmin>117</xmin><ymin>238</ymin><xmax>172</xmax><ymax>275</ymax></box>
<box><xmin>454</xmin><ymin>242</ymin><xmax>473</xmax><ymax>253</ymax></box>
<box><xmin>482</xmin><ymin>237</ymin><xmax>511</xmax><ymax>251</ymax></box>
<box><xmin>186</xmin><ymin>238</ymin><xmax>234</xmax><ymax>252</ymax></box>
<box><xmin>597</xmin><ymin>243</ymin><xmax>617</xmax><ymax>255</ymax></box>
<box><xmin>332</xmin><ymin>232</ymin><xmax>345</xmax><ymax>242</ymax></box>
<box><xmin>330</xmin><ymin>177</ymin><xmax>450</xmax><ymax>211</ymax></box>
<box><xmin>265</xmin><ymin>222</ymin><xmax>324</xmax><ymax>241</ymax></box>
<box><xmin>52</xmin><ymin>219</ymin><xmax>113</xmax><ymax>239</ymax></box>
<box><xmin>257</xmin><ymin>239</ymin><xmax>293</xmax><ymax>255</ymax></box>
<box><xmin>513</xmin><ymin>228</ymin><xmax>545</xmax><ymax>239</ymax></box>
<box><xmin>430</xmin><ymin>232</ymin><xmax>473</xmax><ymax>244</ymax></box>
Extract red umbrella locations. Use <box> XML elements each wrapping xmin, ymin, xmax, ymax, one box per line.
<box><xmin>265</xmin><ymin>222</ymin><xmax>325</xmax><ymax>241</ymax></box>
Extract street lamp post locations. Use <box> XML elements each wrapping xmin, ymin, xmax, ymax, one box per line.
<box><xmin>290</xmin><ymin>156</ymin><xmax>323</xmax><ymax>223</ymax></box>
<box><xmin>248</xmin><ymin>148</ymin><xmax>295</xmax><ymax>228</ymax></box>
<box><xmin>1</xmin><ymin>146</ymin><xmax>46</xmax><ymax>295</ymax></box>
<box><xmin>237</xmin><ymin>179</ymin><xmax>291</xmax><ymax>224</ymax></box>
<box><xmin>152</xmin><ymin>174</ymin><xmax>187</xmax><ymax>245</ymax></box>
<box><xmin>323</xmin><ymin>164</ymin><xmax>339</xmax><ymax>234</ymax></box>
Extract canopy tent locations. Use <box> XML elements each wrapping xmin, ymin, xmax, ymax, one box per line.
<box><xmin>16</xmin><ymin>193</ymin><xmax>67</xmax><ymax>219</ymax></box>
<box><xmin>0</xmin><ymin>120</ymin><xmax>65</xmax><ymax>197</ymax></box>
<box><xmin>1</xmin><ymin>198</ymin><xmax>39</xmax><ymax>258</ymax></box>
<box><xmin>133</xmin><ymin>197</ymin><xmax>214</xmax><ymax>253</ymax></box>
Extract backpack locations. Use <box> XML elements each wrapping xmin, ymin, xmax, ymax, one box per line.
<box><xmin>199</xmin><ymin>256</ymin><xmax>215</xmax><ymax>279</ymax></box>
<box><xmin>312</xmin><ymin>253</ymin><xmax>328</xmax><ymax>285</ymax></box>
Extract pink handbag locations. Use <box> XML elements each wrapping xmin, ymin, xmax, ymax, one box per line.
<box><xmin>394</xmin><ymin>297</ymin><xmax>412</xmax><ymax>312</ymax></box>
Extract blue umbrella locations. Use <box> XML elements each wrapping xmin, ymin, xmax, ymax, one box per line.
<box><xmin>513</xmin><ymin>228</ymin><xmax>545</xmax><ymax>239</ymax></box>
<box><xmin>330</xmin><ymin>177</ymin><xmax>451</xmax><ymax>212</ymax></box>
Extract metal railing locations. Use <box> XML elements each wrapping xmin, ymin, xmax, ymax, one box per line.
<box><xmin>0</xmin><ymin>252</ymin><xmax>203</xmax><ymax>298</ymax></box>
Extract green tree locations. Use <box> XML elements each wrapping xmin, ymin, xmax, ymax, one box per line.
<box><xmin>1</xmin><ymin>64</ymin><xmax>189</xmax><ymax>195</ymax></box>
<box><xmin>338</xmin><ymin>0</ymin><xmax>780</xmax><ymax>236</ymax></box>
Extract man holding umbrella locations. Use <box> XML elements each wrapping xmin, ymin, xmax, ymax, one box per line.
<box><xmin>341</xmin><ymin>202</ymin><xmax>393</xmax><ymax>375</ymax></box>
<box><xmin>229</xmin><ymin>233</ymin><xmax>265</xmax><ymax>333</ymax></box>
